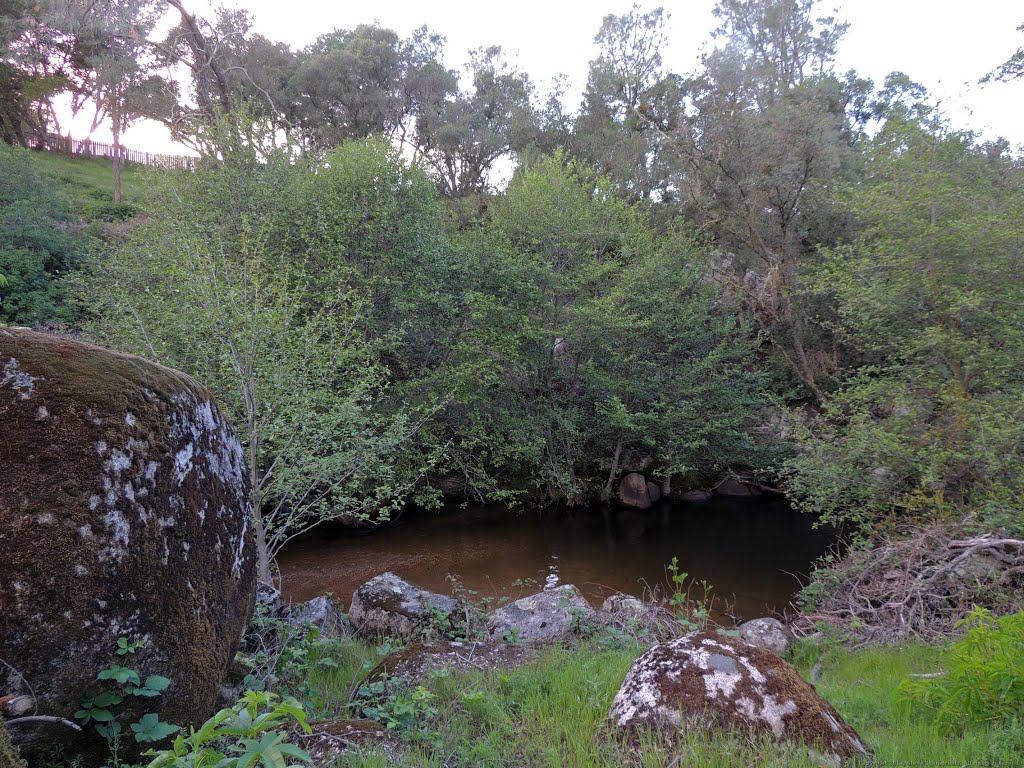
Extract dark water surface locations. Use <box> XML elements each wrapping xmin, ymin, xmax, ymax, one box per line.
<box><xmin>277</xmin><ymin>498</ymin><xmax>835</xmax><ymax>622</ymax></box>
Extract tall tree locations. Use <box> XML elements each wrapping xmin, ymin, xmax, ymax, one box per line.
<box><xmin>574</xmin><ymin>5</ymin><xmax>681</xmax><ymax>201</ymax></box>
<box><xmin>668</xmin><ymin>0</ymin><xmax>852</xmax><ymax>398</ymax></box>
<box><xmin>415</xmin><ymin>46</ymin><xmax>539</xmax><ymax>198</ymax></box>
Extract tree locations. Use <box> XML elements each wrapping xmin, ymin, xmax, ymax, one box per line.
<box><xmin>574</xmin><ymin>5</ymin><xmax>682</xmax><ymax>201</ymax></box>
<box><xmin>75</xmin><ymin>145</ymin><xmax>435</xmax><ymax>584</ymax></box>
<box><xmin>785</xmin><ymin>119</ymin><xmax>1024</xmax><ymax>536</ymax></box>
<box><xmin>981</xmin><ymin>22</ymin><xmax>1023</xmax><ymax>83</ymax></box>
<box><xmin>667</xmin><ymin>0</ymin><xmax>852</xmax><ymax>399</ymax></box>
<box><xmin>415</xmin><ymin>46</ymin><xmax>539</xmax><ymax>198</ymax></box>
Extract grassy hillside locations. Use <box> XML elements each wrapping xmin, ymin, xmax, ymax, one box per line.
<box><xmin>25</xmin><ymin>150</ymin><xmax>157</xmax><ymax>219</ymax></box>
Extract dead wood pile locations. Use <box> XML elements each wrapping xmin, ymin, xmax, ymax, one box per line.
<box><xmin>793</xmin><ymin>526</ymin><xmax>1024</xmax><ymax>641</ymax></box>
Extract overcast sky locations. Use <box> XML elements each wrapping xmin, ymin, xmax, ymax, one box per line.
<box><xmin>72</xmin><ymin>0</ymin><xmax>1024</xmax><ymax>153</ymax></box>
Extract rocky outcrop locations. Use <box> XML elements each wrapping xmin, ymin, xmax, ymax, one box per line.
<box><xmin>618</xmin><ymin>472</ymin><xmax>652</xmax><ymax>509</ymax></box>
<box><xmin>486</xmin><ymin>584</ymin><xmax>595</xmax><ymax>643</ymax></box>
<box><xmin>609</xmin><ymin>632</ymin><xmax>869</xmax><ymax>765</ymax></box>
<box><xmin>0</xmin><ymin>329</ymin><xmax>255</xmax><ymax>763</ymax></box>
<box><xmin>738</xmin><ymin>617</ymin><xmax>793</xmax><ymax>656</ymax></box>
<box><xmin>599</xmin><ymin>593</ymin><xmax>679</xmax><ymax>640</ymax></box>
<box><xmin>349</xmin><ymin>572</ymin><xmax>460</xmax><ymax>640</ymax></box>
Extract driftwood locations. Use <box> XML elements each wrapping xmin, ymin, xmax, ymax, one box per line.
<box><xmin>793</xmin><ymin>527</ymin><xmax>1024</xmax><ymax>641</ymax></box>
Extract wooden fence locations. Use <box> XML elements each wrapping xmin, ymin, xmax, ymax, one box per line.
<box><xmin>39</xmin><ymin>133</ymin><xmax>198</xmax><ymax>171</ymax></box>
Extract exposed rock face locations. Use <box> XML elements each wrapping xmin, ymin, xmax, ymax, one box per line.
<box><xmin>349</xmin><ymin>572</ymin><xmax>459</xmax><ymax>640</ymax></box>
<box><xmin>618</xmin><ymin>472</ymin><xmax>652</xmax><ymax>509</ymax></box>
<box><xmin>609</xmin><ymin>632</ymin><xmax>869</xmax><ymax>765</ymax></box>
<box><xmin>599</xmin><ymin>593</ymin><xmax>679</xmax><ymax>640</ymax></box>
<box><xmin>738</xmin><ymin>617</ymin><xmax>793</xmax><ymax>656</ymax></box>
<box><xmin>0</xmin><ymin>329</ymin><xmax>255</xmax><ymax>762</ymax></box>
<box><xmin>486</xmin><ymin>584</ymin><xmax>595</xmax><ymax>643</ymax></box>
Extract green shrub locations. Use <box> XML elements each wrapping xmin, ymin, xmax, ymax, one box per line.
<box><xmin>144</xmin><ymin>690</ymin><xmax>311</xmax><ymax>768</ymax></box>
<box><xmin>899</xmin><ymin>607</ymin><xmax>1024</xmax><ymax>732</ymax></box>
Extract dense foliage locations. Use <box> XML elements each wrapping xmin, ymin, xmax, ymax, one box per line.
<box><xmin>3</xmin><ymin>0</ymin><xmax>1022</xmax><ymax>552</ymax></box>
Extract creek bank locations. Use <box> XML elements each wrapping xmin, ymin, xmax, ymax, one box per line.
<box><xmin>282</xmin><ymin>571</ymin><xmax>859</xmax><ymax>765</ymax></box>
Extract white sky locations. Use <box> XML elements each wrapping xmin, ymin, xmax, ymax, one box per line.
<box><xmin>70</xmin><ymin>0</ymin><xmax>1024</xmax><ymax>153</ymax></box>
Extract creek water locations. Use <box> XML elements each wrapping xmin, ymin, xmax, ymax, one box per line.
<box><xmin>277</xmin><ymin>497</ymin><xmax>836</xmax><ymax>623</ymax></box>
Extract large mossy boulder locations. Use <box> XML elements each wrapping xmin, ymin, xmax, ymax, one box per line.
<box><xmin>609</xmin><ymin>632</ymin><xmax>869</xmax><ymax>765</ymax></box>
<box><xmin>0</xmin><ymin>329</ymin><xmax>255</xmax><ymax>762</ymax></box>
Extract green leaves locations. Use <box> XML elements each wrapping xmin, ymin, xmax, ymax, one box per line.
<box><xmin>145</xmin><ymin>692</ymin><xmax>312</xmax><ymax>768</ymax></box>
<box><xmin>130</xmin><ymin>713</ymin><xmax>180</xmax><ymax>743</ymax></box>
<box><xmin>899</xmin><ymin>608</ymin><xmax>1024</xmax><ymax>733</ymax></box>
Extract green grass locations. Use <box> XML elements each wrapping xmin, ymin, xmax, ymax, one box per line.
<box><xmin>25</xmin><ymin>150</ymin><xmax>159</xmax><ymax>218</ymax></box>
<box><xmin>292</xmin><ymin>633</ymin><xmax>1024</xmax><ymax>768</ymax></box>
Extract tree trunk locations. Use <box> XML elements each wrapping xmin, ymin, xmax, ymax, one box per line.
<box><xmin>602</xmin><ymin>437</ymin><xmax>623</xmax><ymax>503</ymax></box>
<box><xmin>111</xmin><ymin>93</ymin><xmax>123</xmax><ymax>204</ymax></box>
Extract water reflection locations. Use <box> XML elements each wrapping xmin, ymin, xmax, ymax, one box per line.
<box><xmin>276</xmin><ymin>497</ymin><xmax>836</xmax><ymax>623</ymax></box>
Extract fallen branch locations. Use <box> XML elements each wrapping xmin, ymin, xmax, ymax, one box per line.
<box><xmin>5</xmin><ymin>715</ymin><xmax>81</xmax><ymax>731</ymax></box>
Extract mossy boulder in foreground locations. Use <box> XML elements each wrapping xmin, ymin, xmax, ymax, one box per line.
<box><xmin>609</xmin><ymin>631</ymin><xmax>870</xmax><ymax>765</ymax></box>
<box><xmin>0</xmin><ymin>328</ymin><xmax>255</xmax><ymax>762</ymax></box>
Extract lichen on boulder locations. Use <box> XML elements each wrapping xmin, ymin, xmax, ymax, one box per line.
<box><xmin>608</xmin><ymin>631</ymin><xmax>869</xmax><ymax>765</ymax></box>
<box><xmin>349</xmin><ymin>572</ymin><xmax>460</xmax><ymax>640</ymax></box>
<box><xmin>0</xmin><ymin>329</ymin><xmax>255</xmax><ymax>763</ymax></box>
<box><xmin>486</xmin><ymin>584</ymin><xmax>596</xmax><ymax>643</ymax></box>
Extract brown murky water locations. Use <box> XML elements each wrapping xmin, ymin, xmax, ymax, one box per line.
<box><xmin>276</xmin><ymin>498</ymin><xmax>836</xmax><ymax>622</ymax></box>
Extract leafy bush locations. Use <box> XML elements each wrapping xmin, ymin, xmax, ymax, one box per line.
<box><xmin>145</xmin><ymin>691</ymin><xmax>311</xmax><ymax>768</ymax></box>
<box><xmin>899</xmin><ymin>607</ymin><xmax>1024</xmax><ymax>732</ymax></box>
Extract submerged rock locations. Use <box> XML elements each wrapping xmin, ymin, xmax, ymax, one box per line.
<box><xmin>609</xmin><ymin>632</ymin><xmax>869</xmax><ymax>765</ymax></box>
<box><xmin>0</xmin><ymin>329</ymin><xmax>255</xmax><ymax>763</ymax></box>
<box><xmin>618</xmin><ymin>472</ymin><xmax>652</xmax><ymax>509</ymax></box>
<box><xmin>349</xmin><ymin>572</ymin><xmax>460</xmax><ymax>640</ymax></box>
<box><xmin>738</xmin><ymin>617</ymin><xmax>793</xmax><ymax>656</ymax></box>
<box><xmin>486</xmin><ymin>584</ymin><xmax>595</xmax><ymax>643</ymax></box>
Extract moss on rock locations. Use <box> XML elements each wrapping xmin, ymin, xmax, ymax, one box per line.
<box><xmin>0</xmin><ymin>329</ymin><xmax>255</xmax><ymax>764</ymax></box>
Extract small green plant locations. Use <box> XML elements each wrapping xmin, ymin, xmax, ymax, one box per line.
<box><xmin>899</xmin><ymin>607</ymin><xmax>1024</xmax><ymax>733</ymax></box>
<box><xmin>75</xmin><ymin>638</ymin><xmax>179</xmax><ymax>767</ymax></box>
<box><xmin>667</xmin><ymin>556</ymin><xmax>715</xmax><ymax>632</ymax></box>
<box><xmin>355</xmin><ymin>674</ymin><xmax>440</xmax><ymax>748</ymax></box>
<box><xmin>145</xmin><ymin>690</ymin><xmax>312</xmax><ymax>768</ymax></box>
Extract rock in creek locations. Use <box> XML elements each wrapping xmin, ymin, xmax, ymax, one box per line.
<box><xmin>0</xmin><ymin>329</ymin><xmax>255</xmax><ymax>764</ymax></box>
<box><xmin>618</xmin><ymin>472</ymin><xmax>652</xmax><ymax>509</ymax></box>
<box><xmin>349</xmin><ymin>572</ymin><xmax>460</xmax><ymax>640</ymax></box>
<box><xmin>486</xmin><ymin>584</ymin><xmax>596</xmax><ymax>643</ymax></box>
<box><xmin>609</xmin><ymin>632</ymin><xmax>869</xmax><ymax>765</ymax></box>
